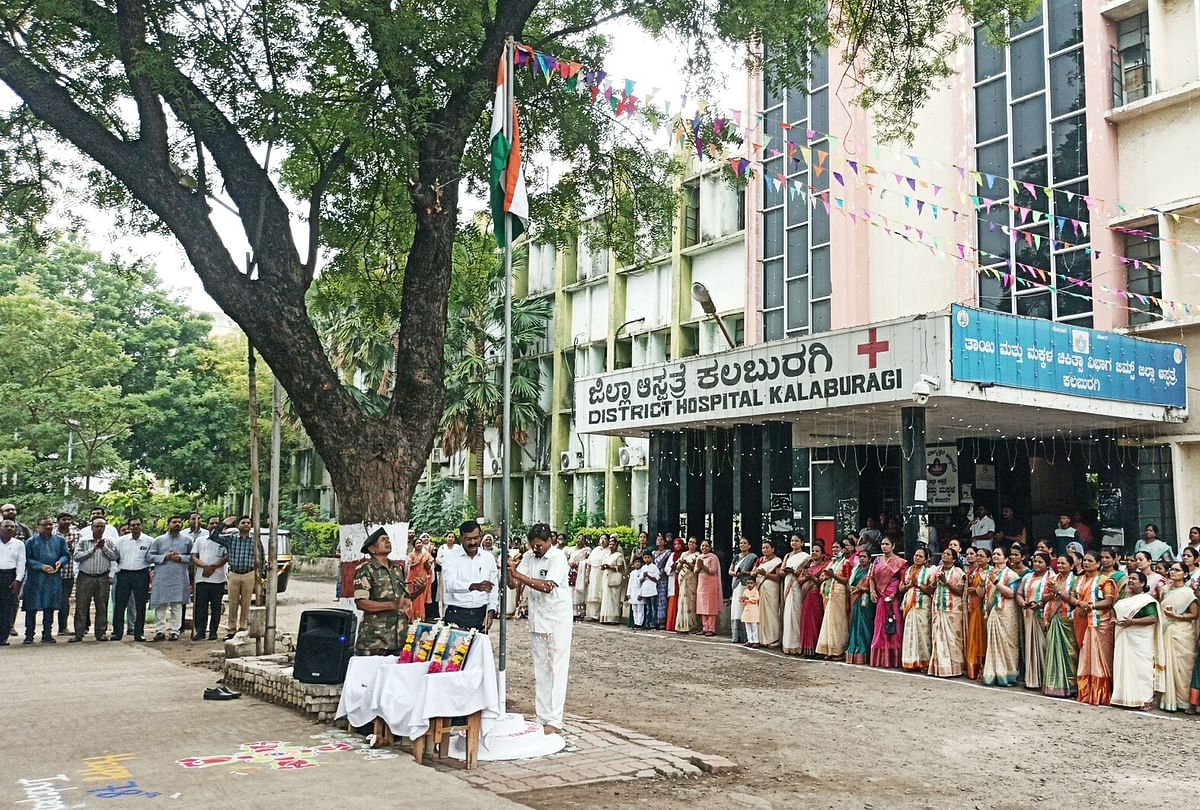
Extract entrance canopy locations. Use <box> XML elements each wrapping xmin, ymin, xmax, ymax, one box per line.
<box><xmin>576</xmin><ymin>307</ymin><xmax>1188</xmax><ymax>442</ymax></box>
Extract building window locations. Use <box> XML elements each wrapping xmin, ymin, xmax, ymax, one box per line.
<box><xmin>1124</xmin><ymin>226</ymin><xmax>1162</xmax><ymax>325</ymax></box>
<box><xmin>761</xmin><ymin>47</ymin><xmax>830</xmax><ymax>342</ymax></box>
<box><xmin>1114</xmin><ymin>13</ymin><xmax>1152</xmax><ymax>106</ymax></box>
<box><xmin>974</xmin><ymin>0</ymin><xmax>1092</xmax><ymax>326</ymax></box>
<box><xmin>682</xmin><ymin>181</ymin><xmax>700</xmax><ymax>248</ymax></box>
<box><xmin>1136</xmin><ymin>446</ymin><xmax>1174</xmax><ymax>546</ymax></box>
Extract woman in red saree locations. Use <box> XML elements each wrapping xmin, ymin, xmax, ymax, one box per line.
<box><xmin>665</xmin><ymin>537</ymin><xmax>684</xmax><ymax>632</ymax></box>
<box><xmin>964</xmin><ymin>547</ymin><xmax>989</xmax><ymax>680</ymax></box>
<box><xmin>406</xmin><ymin>533</ymin><xmax>434</xmax><ymax>621</ymax></box>
<box><xmin>869</xmin><ymin>537</ymin><xmax>907</xmax><ymax>668</ymax></box>
<box><xmin>1065</xmin><ymin>550</ymin><xmax>1119</xmax><ymax>706</ymax></box>
<box><xmin>798</xmin><ymin>545</ymin><xmax>828</xmax><ymax>657</ymax></box>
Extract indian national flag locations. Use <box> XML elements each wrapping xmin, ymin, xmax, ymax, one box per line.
<box><xmin>489</xmin><ymin>54</ymin><xmax>529</xmax><ymax>247</ymax></box>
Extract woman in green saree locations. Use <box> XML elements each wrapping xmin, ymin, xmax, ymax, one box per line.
<box><xmin>1041</xmin><ymin>554</ymin><xmax>1079</xmax><ymax>699</ymax></box>
<box><xmin>845</xmin><ymin>549</ymin><xmax>875</xmax><ymax>665</ymax></box>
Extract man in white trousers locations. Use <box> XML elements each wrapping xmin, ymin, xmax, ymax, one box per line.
<box><xmin>508</xmin><ymin>522</ymin><xmax>572</xmax><ymax>735</ymax></box>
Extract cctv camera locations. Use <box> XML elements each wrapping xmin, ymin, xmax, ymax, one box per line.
<box><xmin>911</xmin><ymin>380</ymin><xmax>932</xmax><ymax>404</ymax></box>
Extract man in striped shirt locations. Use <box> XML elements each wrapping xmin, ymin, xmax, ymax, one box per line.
<box><xmin>212</xmin><ymin>517</ymin><xmax>261</xmax><ymax>639</ymax></box>
<box><xmin>70</xmin><ymin>518</ymin><xmax>120</xmax><ymax>642</ymax></box>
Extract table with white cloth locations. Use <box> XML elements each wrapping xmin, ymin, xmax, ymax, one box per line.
<box><xmin>335</xmin><ymin>641</ymin><xmax>501</xmax><ymax>767</ymax></box>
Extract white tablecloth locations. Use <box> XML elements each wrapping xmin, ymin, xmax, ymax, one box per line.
<box><xmin>335</xmin><ymin>642</ymin><xmax>500</xmax><ymax>739</ymax></box>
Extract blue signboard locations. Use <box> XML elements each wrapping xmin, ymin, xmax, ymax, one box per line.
<box><xmin>950</xmin><ymin>306</ymin><xmax>1187</xmax><ymax>409</ymax></box>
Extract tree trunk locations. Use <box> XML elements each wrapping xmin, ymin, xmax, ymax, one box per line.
<box><xmin>473</xmin><ymin>428</ymin><xmax>485</xmax><ymax>520</ymax></box>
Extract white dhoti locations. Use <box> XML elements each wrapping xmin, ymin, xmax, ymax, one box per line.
<box><xmin>530</xmin><ymin>624</ymin><xmax>572</xmax><ymax>729</ymax></box>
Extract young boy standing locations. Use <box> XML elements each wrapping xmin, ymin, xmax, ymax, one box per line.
<box><xmin>625</xmin><ymin>556</ymin><xmax>644</xmax><ymax>629</ymax></box>
<box><xmin>740</xmin><ymin>577</ymin><xmax>761</xmax><ymax>648</ymax></box>
<box><xmin>638</xmin><ymin>550</ymin><xmax>660</xmax><ymax>630</ymax></box>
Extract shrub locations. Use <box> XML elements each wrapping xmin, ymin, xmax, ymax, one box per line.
<box><xmin>294</xmin><ymin>520</ymin><xmax>339</xmax><ymax>557</ymax></box>
<box><xmin>572</xmin><ymin>526</ymin><xmax>639</xmax><ymax>555</ymax></box>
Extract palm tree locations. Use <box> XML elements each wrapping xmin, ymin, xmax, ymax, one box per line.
<box><xmin>441</xmin><ymin>230</ymin><xmax>550</xmax><ymax>519</ymax></box>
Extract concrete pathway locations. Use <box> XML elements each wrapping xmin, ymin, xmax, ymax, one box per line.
<box><xmin>2</xmin><ymin>640</ymin><xmax>524</xmax><ymax>809</ymax></box>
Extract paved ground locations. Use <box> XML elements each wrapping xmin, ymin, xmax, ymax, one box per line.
<box><xmin>1</xmin><ymin>638</ymin><xmax>522</xmax><ymax>810</ymax></box>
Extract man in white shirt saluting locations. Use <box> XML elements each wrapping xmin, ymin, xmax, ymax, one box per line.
<box><xmin>507</xmin><ymin>523</ymin><xmax>573</xmax><ymax>736</ymax></box>
<box><xmin>441</xmin><ymin>520</ymin><xmax>498</xmax><ymax>632</ymax></box>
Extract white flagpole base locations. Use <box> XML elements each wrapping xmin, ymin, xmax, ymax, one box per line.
<box><xmin>447</xmin><ymin>713</ymin><xmax>566</xmax><ymax>761</ymax></box>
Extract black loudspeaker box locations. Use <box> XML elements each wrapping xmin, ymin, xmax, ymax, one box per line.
<box><xmin>294</xmin><ymin>608</ymin><xmax>358</xmax><ymax>684</ymax></box>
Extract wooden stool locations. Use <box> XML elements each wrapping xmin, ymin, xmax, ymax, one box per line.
<box><xmin>416</xmin><ymin>711</ymin><xmax>482</xmax><ymax>769</ymax></box>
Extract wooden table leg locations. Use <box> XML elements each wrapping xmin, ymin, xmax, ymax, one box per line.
<box><xmin>465</xmin><ymin>711</ymin><xmax>481</xmax><ymax>770</ymax></box>
<box><xmin>371</xmin><ymin>718</ymin><xmax>384</xmax><ymax>749</ymax></box>
<box><xmin>413</xmin><ymin>732</ymin><xmax>425</xmax><ymax>765</ymax></box>
<box><xmin>427</xmin><ymin>718</ymin><xmax>442</xmax><ymax>759</ymax></box>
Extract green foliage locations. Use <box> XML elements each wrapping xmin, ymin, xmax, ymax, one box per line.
<box><xmin>99</xmin><ymin>474</ymin><xmax>197</xmax><ymax>530</ymax></box>
<box><xmin>573</xmin><ymin>526</ymin><xmax>640</xmax><ymax>554</ymax></box>
<box><xmin>410</xmin><ymin>476</ymin><xmax>467</xmax><ymax>536</ymax></box>
<box><xmin>294</xmin><ymin>520</ymin><xmax>339</xmax><ymax>557</ymax></box>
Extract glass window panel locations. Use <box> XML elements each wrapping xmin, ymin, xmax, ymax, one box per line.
<box><xmin>812</xmin><ymin>205</ymin><xmax>830</xmax><ymax>245</ymax></box>
<box><xmin>1050</xmin><ymin>50</ymin><xmax>1085</xmax><ymax>117</ymax></box>
<box><xmin>1015</xmin><ymin>223</ymin><xmax>1051</xmax><ymax>273</ymax></box>
<box><xmin>764</xmin><ymin>106</ymin><xmax>783</xmax><ymax>151</ymax></box>
<box><xmin>1011</xmin><ymin>7</ymin><xmax>1043</xmax><ymax>36</ymax></box>
<box><xmin>787</xmin><ymin>87</ymin><xmax>808</xmax><ymax>125</ymax></box>
<box><xmin>812</xmin><ymin>465</ymin><xmax>836</xmax><ymax>516</ymax></box>
<box><xmin>787</xmin><ymin>277</ymin><xmax>809</xmax><ymax>330</ymax></box>
<box><xmin>811</xmin><ymin>299</ymin><xmax>831</xmax><ymax>333</ymax></box>
<box><xmin>1011</xmin><ymin>30</ymin><xmax>1046</xmax><ymax>98</ymax></box>
<box><xmin>1056</xmin><ymin>248</ymin><xmax>1093</xmax><ymax>318</ymax></box>
<box><xmin>979</xmin><ymin>271</ymin><xmax>1011</xmax><ymax>313</ymax></box>
<box><xmin>976</xmin><ymin>139</ymin><xmax>1009</xmax><ymax>201</ymax></box>
<box><xmin>811</xmin><ymin>88</ymin><xmax>829</xmax><ymax>133</ymax></box>
<box><xmin>1056</xmin><ymin>180</ymin><xmax>1089</xmax><ymax>226</ymax></box>
<box><xmin>792</xmin><ymin>447</ymin><xmax>810</xmax><ymax>488</ymax></box>
<box><xmin>977</xmin><ymin>211</ymin><xmax>1011</xmax><ymax>264</ymax></box>
<box><xmin>786</xmin><ymin>226</ymin><xmax>809</xmax><ymax>279</ymax></box>
<box><xmin>787</xmin><ymin>188</ymin><xmax>809</xmax><ymax>226</ymax></box>
<box><xmin>1012</xmin><ymin>95</ymin><xmax>1047</xmax><ymax>162</ymax></box>
<box><xmin>1013</xmin><ymin>160</ymin><xmax>1050</xmax><ymax>214</ymax></box>
<box><xmin>811</xmin><ymin>245</ymin><xmax>831</xmax><ymax>297</ymax></box>
<box><xmin>811</xmin><ymin>48</ymin><xmax>829</xmax><ymax>87</ymax></box>
<box><xmin>764</xmin><ymin>309</ymin><xmax>784</xmax><ymax>341</ymax></box>
<box><xmin>974</xmin><ymin>28</ymin><xmax>1006</xmax><ymax>81</ymax></box>
<box><xmin>1048</xmin><ymin>0</ymin><xmax>1083</xmax><ymax>51</ymax></box>
<box><xmin>764</xmin><ymin>74</ymin><xmax>783</xmax><ymax>110</ymax></box>
<box><xmin>764</xmin><ymin>258</ymin><xmax>784</xmax><ymax>308</ymax></box>
<box><xmin>1016</xmin><ymin>289</ymin><xmax>1053</xmax><ymax>319</ymax></box>
<box><xmin>1052</xmin><ymin>113</ymin><xmax>1088</xmax><ymax>182</ymax></box>
<box><xmin>763</xmin><ymin>208</ymin><xmax>784</xmax><ymax>257</ymax></box>
<box><xmin>811</xmin><ymin>140</ymin><xmax>830</xmax><ymax>191</ymax></box>
<box><xmin>763</xmin><ymin>158</ymin><xmax>784</xmax><ymax>209</ymax></box>
<box><xmin>975</xmin><ymin>78</ymin><xmax>1007</xmax><ymax>142</ymax></box>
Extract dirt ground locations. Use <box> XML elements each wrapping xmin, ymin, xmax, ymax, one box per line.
<box><xmin>167</xmin><ymin>577</ymin><xmax>1200</xmax><ymax>809</ymax></box>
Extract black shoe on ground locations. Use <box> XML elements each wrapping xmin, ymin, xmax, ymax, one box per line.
<box><xmin>168</xmin><ymin>633</ymin><xmax>180</xmax><ymax>641</ymax></box>
<box><xmin>208</xmin><ymin>633</ymin><xmax>219</xmax><ymax>641</ymax></box>
<box><xmin>216</xmin><ymin>686</ymin><xmax>241</xmax><ymax>697</ymax></box>
<box><xmin>191</xmin><ymin>632</ymin><xmax>202</xmax><ymax>641</ymax></box>
<box><xmin>68</xmin><ymin>637</ymin><xmax>83</xmax><ymax>643</ymax></box>
<box><xmin>133</xmin><ymin>636</ymin><xmax>146</xmax><ymax>642</ymax></box>
<box><xmin>111</xmin><ymin>635</ymin><xmax>123</xmax><ymax>641</ymax></box>
<box><xmin>42</xmin><ymin>636</ymin><xmax>56</xmax><ymax>643</ymax></box>
<box><xmin>203</xmin><ymin>688</ymin><xmax>238</xmax><ymax>701</ymax></box>
<box><xmin>23</xmin><ymin>638</ymin><xmax>33</xmax><ymax>645</ymax></box>
<box><xmin>97</xmin><ymin>636</ymin><xmax>111</xmax><ymax>642</ymax></box>
<box><xmin>153</xmin><ymin>633</ymin><xmax>165</xmax><ymax>642</ymax></box>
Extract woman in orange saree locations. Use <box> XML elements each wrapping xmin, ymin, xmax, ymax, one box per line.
<box><xmin>406</xmin><ymin>533</ymin><xmax>434</xmax><ymax>621</ymax></box>
<box><xmin>964</xmin><ymin>548</ymin><xmax>989</xmax><ymax>680</ymax></box>
<box><xmin>1065</xmin><ymin>550</ymin><xmax>1119</xmax><ymax>706</ymax></box>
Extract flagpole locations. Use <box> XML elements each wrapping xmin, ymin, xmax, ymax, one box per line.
<box><xmin>498</xmin><ymin>33</ymin><xmax>515</xmax><ymax>716</ymax></box>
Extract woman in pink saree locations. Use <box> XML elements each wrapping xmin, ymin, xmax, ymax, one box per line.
<box><xmin>798</xmin><ymin>545</ymin><xmax>828</xmax><ymax>657</ymax></box>
<box><xmin>869</xmin><ymin>536</ymin><xmax>907</xmax><ymax>668</ymax></box>
<box><xmin>694</xmin><ymin>540</ymin><xmax>724</xmax><ymax>636</ymax></box>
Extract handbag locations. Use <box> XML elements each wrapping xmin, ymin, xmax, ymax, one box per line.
<box><xmin>884</xmin><ymin>598</ymin><xmax>897</xmax><ymax>635</ymax></box>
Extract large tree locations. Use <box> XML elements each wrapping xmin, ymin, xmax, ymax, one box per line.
<box><xmin>0</xmin><ymin>0</ymin><xmax>1030</xmax><ymax>527</ymax></box>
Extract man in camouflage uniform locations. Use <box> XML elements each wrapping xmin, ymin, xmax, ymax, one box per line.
<box><xmin>353</xmin><ymin>527</ymin><xmax>416</xmax><ymax>655</ymax></box>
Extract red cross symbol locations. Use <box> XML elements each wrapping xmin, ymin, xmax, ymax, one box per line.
<box><xmin>856</xmin><ymin>328</ymin><xmax>890</xmax><ymax>369</ymax></box>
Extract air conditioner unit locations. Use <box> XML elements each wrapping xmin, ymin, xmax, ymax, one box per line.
<box><xmin>559</xmin><ymin>451</ymin><xmax>584</xmax><ymax>472</ymax></box>
<box><xmin>618</xmin><ymin>446</ymin><xmax>646</xmax><ymax>467</ymax></box>
<box><xmin>430</xmin><ymin>448</ymin><xmax>448</xmax><ymax>464</ymax></box>
<box><xmin>491</xmin><ymin>458</ymin><xmax>502</xmax><ymax>475</ymax></box>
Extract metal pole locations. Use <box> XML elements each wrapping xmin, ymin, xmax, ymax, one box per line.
<box><xmin>265</xmin><ymin>378</ymin><xmax>282</xmax><ymax>654</ymax></box>
<box><xmin>248</xmin><ymin>343</ymin><xmax>261</xmax><ymax>573</ymax></box>
<box><xmin>64</xmin><ymin>431</ymin><xmax>73</xmax><ymax>497</ymax></box>
<box><xmin>498</xmin><ymin>35</ymin><xmax>515</xmax><ymax>713</ymax></box>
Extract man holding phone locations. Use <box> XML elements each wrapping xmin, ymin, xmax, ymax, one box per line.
<box><xmin>441</xmin><ymin>520</ymin><xmax>499</xmax><ymax>633</ymax></box>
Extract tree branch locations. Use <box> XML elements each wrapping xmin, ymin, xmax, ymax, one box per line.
<box><xmin>303</xmin><ymin>139</ymin><xmax>351</xmax><ymax>285</ymax></box>
<box><xmin>531</xmin><ymin>4</ymin><xmax>646</xmax><ymax>49</ymax></box>
<box><xmin>114</xmin><ymin>0</ymin><xmax>169</xmax><ymax>160</ymax></box>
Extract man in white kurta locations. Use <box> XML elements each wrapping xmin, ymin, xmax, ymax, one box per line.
<box><xmin>509</xmin><ymin>523</ymin><xmax>572</xmax><ymax>735</ymax></box>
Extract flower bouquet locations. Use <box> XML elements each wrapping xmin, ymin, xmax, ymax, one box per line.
<box><xmin>441</xmin><ymin>629</ymin><xmax>477</xmax><ymax>673</ymax></box>
<box><xmin>425</xmin><ymin>625</ymin><xmax>454</xmax><ymax>673</ymax></box>
<box><xmin>414</xmin><ymin>622</ymin><xmax>443</xmax><ymax>663</ymax></box>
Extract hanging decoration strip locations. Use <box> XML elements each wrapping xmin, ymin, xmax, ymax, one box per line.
<box><xmin>511</xmin><ymin>43</ymin><xmax>1200</xmax><ymax>255</ymax></box>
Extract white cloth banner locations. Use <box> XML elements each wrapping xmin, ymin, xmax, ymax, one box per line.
<box><xmin>335</xmin><ymin>640</ymin><xmax>501</xmax><ymax>739</ymax></box>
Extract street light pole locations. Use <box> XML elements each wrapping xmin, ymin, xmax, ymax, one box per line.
<box><xmin>691</xmin><ymin>281</ymin><xmax>736</xmax><ymax>349</ymax></box>
<box><xmin>265</xmin><ymin>378</ymin><xmax>282</xmax><ymax>654</ymax></box>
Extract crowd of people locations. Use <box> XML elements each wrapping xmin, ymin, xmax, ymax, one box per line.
<box><xmin>0</xmin><ymin>503</ymin><xmax>264</xmax><ymax>646</ymax></box>
<box><xmin>559</xmin><ymin>516</ymin><xmax>1200</xmax><ymax>714</ymax></box>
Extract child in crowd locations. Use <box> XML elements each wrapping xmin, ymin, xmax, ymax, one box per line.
<box><xmin>740</xmin><ymin>577</ymin><xmax>761</xmax><ymax>648</ymax></box>
<box><xmin>638</xmin><ymin>550</ymin><xmax>660</xmax><ymax>630</ymax></box>
<box><xmin>626</xmin><ymin>556</ymin><xmax>645</xmax><ymax>629</ymax></box>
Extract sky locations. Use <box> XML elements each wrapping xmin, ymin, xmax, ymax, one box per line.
<box><xmin>10</xmin><ymin>22</ymin><xmax>747</xmax><ymax>314</ymax></box>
